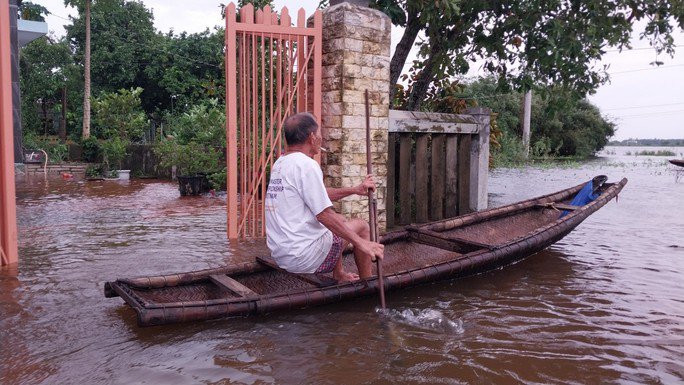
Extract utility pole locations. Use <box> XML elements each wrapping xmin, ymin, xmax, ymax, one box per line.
<box><xmin>521</xmin><ymin>90</ymin><xmax>531</xmax><ymax>158</ymax></box>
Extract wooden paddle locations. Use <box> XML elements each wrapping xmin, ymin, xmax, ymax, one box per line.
<box><xmin>365</xmin><ymin>89</ymin><xmax>386</xmax><ymax>310</ymax></box>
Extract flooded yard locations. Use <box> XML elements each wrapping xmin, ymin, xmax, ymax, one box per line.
<box><xmin>1</xmin><ymin>146</ymin><xmax>683</xmax><ymax>384</ymax></box>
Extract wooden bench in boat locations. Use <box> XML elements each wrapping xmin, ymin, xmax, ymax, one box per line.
<box><xmin>534</xmin><ymin>203</ymin><xmax>581</xmax><ymax>211</ymax></box>
<box><xmin>209</xmin><ymin>274</ymin><xmax>258</xmax><ymax>297</ymax></box>
<box><xmin>256</xmin><ymin>255</ymin><xmax>338</xmax><ymax>288</ymax></box>
<box><xmin>406</xmin><ymin>226</ymin><xmax>493</xmax><ymax>254</ymax></box>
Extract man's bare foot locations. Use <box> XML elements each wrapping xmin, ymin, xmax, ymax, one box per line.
<box><xmin>333</xmin><ymin>270</ymin><xmax>359</xmax><ymax>283</ymax></box>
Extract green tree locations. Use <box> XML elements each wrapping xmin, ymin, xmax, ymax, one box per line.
<box><xmin>65</xmin><ymin>0</ymin><xmax>228</xmax><ymax>118</ymax></box>
<box><xmin>65</xmin><ymin>0</ymin><xmax>158</xmax><ymax>104</ymax></box>
<box><xmin>377</xmin><ymin>0</ymin><xmax>684</xmax><ymax>109</ymax></box>
<box><xmin>416</xmin><ymin>77</ymin><xmax>616</xmax><ymax>162</ymax></box>
<box><xmin>465</xmin><ymin>77</ymin><xmax>522</xmax><ymax>135</ymax></box>
<box><xmin>18</xmin><ymin>1</ymin><xmax>50</xmax><ymax>21</ymax></box>
<box><xmin>166</xmin><ymin>99</ymin><xmax>226</xmax><ymax>146</ymax></box>
<box><xmin>154</xmin><ymin>99</ymin><xmax>226</xmax><ymax>177</ymax></box>
<box><xmin>539</xmin><ymin>98</ymin><xmax>615</xmax><ymax>157</ymax></box>
<box><xmin>142</xmin><ymin>29</ymin><xmax>225</xmax><ymax>115</ymax></box>
<box><xmin>91</xmin><ymin>87</ymin><xmax>148</xmax><ymax>173</ymax></box>
<box><xmin>19</xmin><ymin>37</ymin><xmax>77</xmax><ymax>136</ymax></box>
<box><xmin>91</xmin><ymin>87</ymin><xmax>147</xmax><ymax>141</ymax></box>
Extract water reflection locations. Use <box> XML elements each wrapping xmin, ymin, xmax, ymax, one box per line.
<box><xmin>2</xmin><ymin>148</ymin><xmax>684</xmax><ymax>384</ymax></box>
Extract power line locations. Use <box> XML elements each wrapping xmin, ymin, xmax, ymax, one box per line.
<box><xmin>49</xmin><ymin>14</ymin><xmax>71</xmax><ymax>22</ymax></box>
<box><xmin>45</xmin><ymin>11</ymin><xmax>72</xmax><ymax>22</ymax></box>
<box><xmin>615</xmin><ymin>109</ymin><xmax>684</xmax><ymax>118</ymax></box>
<box><xmin>609</xmin><ymin>64</ymin><xmax>684</xmax><ymax>75</ymax></box>
<box><xmin>604</xmin><ymin>102</ymin><xmax>684</xmax><ymax>111</ymax></box>
<box><xmin>605</xmin><ymin>45</ymin><xmax>684</xmax><ymax>53</ymax></box>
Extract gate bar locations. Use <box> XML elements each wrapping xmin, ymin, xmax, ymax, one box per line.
<box><xmin>225</xmin><ymin>3</ymin><xmax>238</xmax><ymax>239</ymax></box>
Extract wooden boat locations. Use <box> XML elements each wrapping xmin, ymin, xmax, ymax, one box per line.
<box><xmin>105</xmin><ymin>177</ymin><xmax>627</xmax><ymax>326</ymax></box>
<box><xmin>669</xmin><ymin>159</ymin><xmax>684</xmax><ymax>167</ymax></box>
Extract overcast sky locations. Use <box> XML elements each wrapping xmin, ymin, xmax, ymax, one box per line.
<box><xmin>37</xmin><ymin>0</ymin><xmax>684</xmax><ymax>141</ymax></box>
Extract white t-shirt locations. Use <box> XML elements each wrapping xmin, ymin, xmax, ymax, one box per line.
<box><xmin>265</xmin><ymin>152</ymin><xmax>333</xmax><ymax>273</ymax></box>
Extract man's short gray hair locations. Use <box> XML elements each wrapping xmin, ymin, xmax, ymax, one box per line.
<box><xmin>283</xmin><ymin>112</ymin><xmax>318</xmax><ymax>146</ymax></box>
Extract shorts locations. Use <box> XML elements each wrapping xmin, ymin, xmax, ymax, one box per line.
<box><xmin>315</xmin><ymin>233</ymin><xmax>345</xmax><ymax>274</ymax></box>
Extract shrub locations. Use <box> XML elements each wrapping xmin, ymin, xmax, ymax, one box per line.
<box><xmin>100</xmin><ymin>137</ymin><xmax>127</xmax><ymax>173</ymax></box>
<box><xmin>80</xmin><ymin>136</ymin><xmax>101</xmax><ymax>162</ymax></box>
<box><xmin>207</xmin><ymin>168</ymin><xmax>227</xmax><ymax>191</ymax></box>
<box><xmin>155</xmin><ymin>140</ymin><xmax>222</xmax><ymax>176</ymax></box>
<box><xmin>85</xmin><ymin>164</ymin><xmax>104</xmax><ymax>178</ymax></box>
<box><xmin>22</xmin><ymin>132</ymin><xmax>68</xmax><ymax>163</ymax></box>
<box><xmin>166</xmin><ymin>99</ymin><xmax>226</xmax><ymax>146</ymax></box>
<box><xmin>490</xmin><ymin>130</ymin><xmax>527</xmax><ymax>167</ymax></box>
<box><xmin>92</xmin><ymin>87</ymin><xmax>148</xmax><ymax>142</ymax></box>
<box><xmin>154</xmin><ymin>99</ymin><xmax>226</xmax><ymax>178</ymax></box>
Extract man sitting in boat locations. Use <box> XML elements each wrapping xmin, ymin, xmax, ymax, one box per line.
<box><xmin>265</xmin><ymin>112</ymin><xmax>385</xmax><ymax>282</ymax></box>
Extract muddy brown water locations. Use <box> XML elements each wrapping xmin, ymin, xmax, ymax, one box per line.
<box><xmin>1</xmin><ymin>146</ymin><xmax>683</xmax><ymax>384</ymax></box>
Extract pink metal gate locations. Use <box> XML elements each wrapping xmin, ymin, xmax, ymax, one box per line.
<box><xmin>1</xmin><ymin>0</ymin><xmax>18</xmax><ymax>266</ymax></box>
<box><xmin>224</xmin><ymin>3</ymin><xmax>322</xmax><ymax>240</ymax></box>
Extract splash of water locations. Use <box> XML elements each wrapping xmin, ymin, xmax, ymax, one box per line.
<box><xmin>377</xmin><ymin>307</ymin><xmax>464</xmax><ymax>334</ymax></box>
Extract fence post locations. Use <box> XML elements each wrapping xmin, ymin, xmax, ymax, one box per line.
<box><xmin>224</xmin><ymin>3</ymin><xmax>238</xmax><ymax>240</ymax></box>
<box><xmin>320</xmin><ymin>3</ymin><xmax>391</xmax><ymax>231</ymax></box>
<box><xmin>465</xmin><ymin>107</ymin><xmax>490</xmax><ymax>212</ymax></box>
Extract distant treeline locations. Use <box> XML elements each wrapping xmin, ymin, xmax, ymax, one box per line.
<box><xmin>608</xmin><ymin>139</ymin><xmax>684</xmax><ymax>146</ymax></box>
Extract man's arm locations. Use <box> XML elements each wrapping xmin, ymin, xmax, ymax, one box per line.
<box><xmin>326</xmin><ymin>174</ymin><xmax>376</xmax><ymax>201</ymax></box>
<box><xmin>316</xmin><ymin>207</ymin><xmax>365</xmax><ymax>245</ymax></box>
<box><xmin>326</xmin><ymin>186</ymin><xmax>361</xmax><ymax>201</ymax></box>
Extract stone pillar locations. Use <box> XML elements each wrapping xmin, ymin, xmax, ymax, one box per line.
<box><xmin>9</xmin><ymin>0</ymin><xmax>23</xmax><ymax>163</ymax></box>
<box><xmin>320</xmin><ymin>2</ymin><xmax>391</xmax><ymax>231</ymax></box>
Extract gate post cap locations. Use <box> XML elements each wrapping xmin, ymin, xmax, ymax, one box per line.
<box><xmin>330</xmin><ymin>0</ymin><xmax>371</xmax><ymax>7</ymax></box>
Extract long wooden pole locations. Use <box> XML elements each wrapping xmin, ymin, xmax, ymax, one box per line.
<box><xmin>365</xmin><ymin>89</ymin><xmax>385</xmax><ymax>310</ymax></box>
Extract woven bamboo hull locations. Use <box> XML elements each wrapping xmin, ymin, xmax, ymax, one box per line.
<box><xmin>669</xmin><ymin>159</ymin><xmax>684</xmax><ymax>167</ymax></box>
<box><xmin>105</xmin><ymin>178</ymin><xmax>627</xmax><ymax>326</ymax></box>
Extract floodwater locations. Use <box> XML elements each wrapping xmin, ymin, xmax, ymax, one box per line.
<box><xmin>1</xmin><ymin>146</ymin><xmax>683</xmax><ymax>384</ymax></box>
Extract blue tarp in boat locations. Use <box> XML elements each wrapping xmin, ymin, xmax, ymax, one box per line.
<box><xmin>560</xmin><ymin>175</ymin><xmax>607</xmax><ymax>218</ymax></box>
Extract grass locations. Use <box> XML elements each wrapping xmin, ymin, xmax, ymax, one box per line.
<box><xmin>531</xmin><ymin>159</ymin><xmax>582</xmax><ymax>169</ymax></box>
<box><xmin>625</xmin><ymin>150</ymin><xmax>676</xmax><ymax>156</ymax></box>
